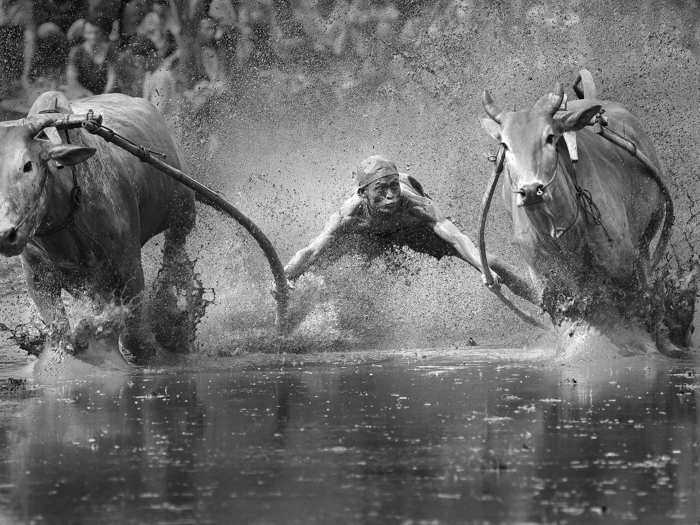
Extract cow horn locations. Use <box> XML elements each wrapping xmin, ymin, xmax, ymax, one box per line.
<box><xmin>482</xmin><ymin>90</ymin><xmax>503</xmax><ymax>124</ymax></box>
<box><xmin>26</xmin><ymin>115</ymin><xmax>60</xmax><ymax>135</ymax></box>
<box><xmin>0</xmin><ymin>119</ymin><xmax>27</xmax><ymax>129</ymax></box>
<box><xmin>0</xmin><ymin>113</ymin><xmax>64</xmax><ymax>133</ymax></box>
<box><xmin>550</xmin><ymin>82</ymin><xmax>564</xmax><ymax>115</ymax></box>
<box><xmin>534</xmin><ymin>82</ymin><xmax>565</xmax><ymax>116</ymax></box>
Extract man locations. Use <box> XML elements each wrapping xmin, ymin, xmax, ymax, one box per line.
<box><xmin>282</xmin><ymin>155</ymin><xmax>538</xmax><ymax>304</ymax></box>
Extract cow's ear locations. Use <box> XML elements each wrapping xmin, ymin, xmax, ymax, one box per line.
<box><xmin>46</xmin><ymin>144</ymin><xmax>96</xmax><ymax>166</ymax></box>
<box><xmin>555</xmin><ymin>102</ymin><xmax>602</xmax><ymax>132</ymax></box>
<box><xmin>480</xmin><ymin>118</ymin><xmax>502</xmax><ymax>141</ymax></box>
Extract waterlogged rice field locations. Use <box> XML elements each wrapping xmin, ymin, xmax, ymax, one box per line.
<box><xmin>0</xmin><ymin>348</ymin><xmax>697</xmax><ymax>524</ymax></box>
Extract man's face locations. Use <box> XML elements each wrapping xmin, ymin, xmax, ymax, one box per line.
<box><xmin>363</xmin><ymin>174</ymin><xmax>400</xmax><ymax>214</ymax></box>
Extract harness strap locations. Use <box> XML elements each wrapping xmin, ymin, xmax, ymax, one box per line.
<box><xmin>35</xmin><ymin>125</ymin><xmax>82</xmax><ymax>237</ymax></box>
<box><xmin>568</xmin><ymin>160</ymin><xmax>613</xmax><ymax>243</ymax></box>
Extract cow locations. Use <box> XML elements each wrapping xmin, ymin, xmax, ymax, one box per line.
<box><xmin>0</xmin><ymin>91</ymin><xmax>195</xmax><ymax>364</ymax></box>
<box><xmin>479</xmin><ymin>81</ymin><xmax>670</xmax><ymax>334</ymax></box>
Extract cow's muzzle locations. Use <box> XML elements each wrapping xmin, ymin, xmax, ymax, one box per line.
<box><xmin>517</xmin><ymin>182</ymin><xmax>545</xmax><ymax>206</ymax></box>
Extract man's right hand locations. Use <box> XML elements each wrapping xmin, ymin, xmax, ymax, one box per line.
<box><xmin>270</xmin><ymin>279</ymin><xmax>295</xmax><ymax>300</ymax></box>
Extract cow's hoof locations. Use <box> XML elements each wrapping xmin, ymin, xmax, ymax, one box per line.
<box><xmin>656</xmin><ymin>334</ymin><xmax>692</xmax><ymax>359</ymax></box>
<box><xmin>118</xmin><ymin>335</ymin><xmax>157</xmax><ymax>366</ymax></box>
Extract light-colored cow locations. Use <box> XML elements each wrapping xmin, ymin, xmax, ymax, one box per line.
<box><xmin>480</xmin><ymin>81</ymin><xmax>673</xmax><ymax>340</ymax></box>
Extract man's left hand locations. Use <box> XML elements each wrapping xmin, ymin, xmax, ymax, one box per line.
<box><xmin>482</xmin><ymin>269</ymin><xmax>502</xmax><ymax>290</ymax></box>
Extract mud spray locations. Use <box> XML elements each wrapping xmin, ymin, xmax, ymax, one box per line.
<box><xmin>1</xmin><ymin>0</ymin><xmax>698</xmax><ymax>360</ymax></box>
<box><xmin>150</xmin><ymin>0</ymin><xmax>699</xmax><ymax>356</ymax></box>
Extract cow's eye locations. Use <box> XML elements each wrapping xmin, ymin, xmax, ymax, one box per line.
<box><xmin>22</xmin><ymin>161</ymin><xmax>32</xmax><ymax>173</ymax></box>
<box><xmin>545</xmin><ymin>134</ymin><xmax>555</xmax><ymax>145</ymax></box>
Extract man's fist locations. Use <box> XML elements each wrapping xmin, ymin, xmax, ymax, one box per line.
<box><xmin>270</xmin><ymin>279</ymin><xmax>295</xmax><ymax>300</ymax></box>
<box><xmin>481</xmin><ymin>268</ymin><xmax>502</xmax><ymax>289</ymax></box>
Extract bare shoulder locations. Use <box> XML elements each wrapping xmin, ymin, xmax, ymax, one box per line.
<box><xmin>399</xmin><ymin>173</ymin><xmax>430</xmax><ymax>199</ymax></box>
<box><xmin>399</xmin><ymin>173</ymin><xmax>443</xmax><ymax>223</ymax></box>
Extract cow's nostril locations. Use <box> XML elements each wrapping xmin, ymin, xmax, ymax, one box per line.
<box><xmin>6</xmin><ymin>228</ymin><xmax>17</xmax><ymax>243</ymax></box>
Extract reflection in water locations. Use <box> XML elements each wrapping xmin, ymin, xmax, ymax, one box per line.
<box><xmin>0</xmin><ymin>353</ymin><xmax>698</xmax><ymax>523</ymax></box>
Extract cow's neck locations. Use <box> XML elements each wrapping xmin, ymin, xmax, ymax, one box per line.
<box><xmin>36</xmin><ymin>165</ymin><xmax>81</xmax><ymax>237</ymax></box>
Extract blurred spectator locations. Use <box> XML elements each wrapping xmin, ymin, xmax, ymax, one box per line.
<box><xmin>238</xmin><ymin>0</ymin><xmax>277</xmax><ymax>69</ymax></box>
<box><xmin>198</xmin><ymin>16</ymin><xmax>225</xmax><ymax>82</ymax></box>
<box><xmin>25</xmin><ymin>1</ymin><xmax>88</xmax><ymax>88</ymax></box>
<box><xmin>0</xmin><ymin>0</ymin><xmax>435</xmax><ymax>109</ymax></box>
<box><xmin>65</xmin><ymin>18</ymin><xmax>117</xmax><ymax>97</ymax></box>
<box><xmin>85</xmin><ymin>0</ymin><xmax>123</xmax><ymax>38</ymax></box>
<box><xmin>115</xmin><ymin>34</ymin><xmax>158</xmax><ymax>95</ymax></box>
<box><xmin>119</xmin><ymin>0</ymin><xmax>151</xmax><ymax>45</ymax></box>
<box><xmin>139</xmin><ymin>10</ymin><xmax>177</xmax><ymax>60</ymax></box>
<box><xmin>0</xmin><ymin>0</ymin><xmax>30</xmax><ymax>96</ymax></box>
<box><xmin>181</xmin><ymin>15</ymin><xmax>231</xmax><ymax>112</ymax></box>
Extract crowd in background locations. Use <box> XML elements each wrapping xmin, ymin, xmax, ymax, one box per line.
<box><xmin>0</xmin><ymin>0</ymin><xmax>441</xmax><ymax>114</ymax></box>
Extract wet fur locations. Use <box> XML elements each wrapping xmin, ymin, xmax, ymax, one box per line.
<box><xmin>18</xmin><ymin>91</ymin><xmax>196</xmax><ymax>362</ymax></box>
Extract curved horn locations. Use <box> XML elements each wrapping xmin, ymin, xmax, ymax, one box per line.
<box><xmin>0</xmin><ymin>118</ymin><xmax>28</xmax><ymax>129</ymax></box>
<box><xmin>533</xmin><ymin>82</ymin><xmax>565</xmax><ymax>116</ymax></box>
<box><xmin>0</xmin><ymin>115</ymin><xmax>58</xmax><ymax>134</ymax></box>
<box><xmin>482</xmin><ymin>90</ymin><xmax>503</xmax><ymax>124</ymax></box>
<box><xmin>550</xmin><ymin>82</ymin><xmax>564</xmax><ymax>115</ymax></box>
<box><xmin>26</xmin><ymin>114</ymin><xmax>61</xmax><ymax>135</ymax></box>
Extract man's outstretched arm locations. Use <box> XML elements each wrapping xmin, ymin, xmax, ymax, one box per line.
<box><xmin>284</xmin><ymin>211</ymin><xmax>344</xmax><ymax>281</ymax></box>
<box><xmin>432</xmin><ymin>218</ymin><xmax>540</xmax><ymax>305</ymax></box>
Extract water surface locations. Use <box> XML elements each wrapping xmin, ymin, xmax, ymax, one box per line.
<box><xmin>0</xmin><ymin>349</ymin><xmax>697</xmax><ymax>524</ymax></box>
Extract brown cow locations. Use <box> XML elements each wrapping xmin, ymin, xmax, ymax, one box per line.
<box><xmin>0</xmin><ymin>91</ymin><xmax>195</xmax><ymax>363</ymax></box>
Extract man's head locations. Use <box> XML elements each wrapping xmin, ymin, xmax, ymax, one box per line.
<box><xmin>355</xmin><ymin>155</ymin><xmax>400</xmax><ymax>214</ymax></box>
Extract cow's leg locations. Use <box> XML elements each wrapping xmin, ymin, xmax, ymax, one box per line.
<box><xmin>152</xmin><ymin>193</ymin><xmax>197</xmax><ymax>352</ymax></box>
<box><xmin>20</xmin><ymin>252</ymin><xmax>68</xmax><ymax>341</ymax></box>
<box><xmin>161</xmin><ymin>193</ymin><xmax>195</xmax><ymax>272</ymax></box>
<box><xmin>116</xmin><ymin>256</ymin><xmax>161</xmax><ymax>364</ymax></box>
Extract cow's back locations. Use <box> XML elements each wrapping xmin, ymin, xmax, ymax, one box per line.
<box><xmin>568</xmin><ymin>100</ymin><xmax>666</xmax><ymax>276</ymax></box>
<box><xmin>63</xmin><ymin>93</ymin><xmax>193</xmax><ymax>245</ymax></box>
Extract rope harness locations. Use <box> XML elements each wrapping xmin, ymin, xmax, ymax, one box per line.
<box><xmin>479</xmin><ymin>147</ymin><xmax>546</xmax><ymax>329</ymax></box>
<box><xmin>34</xmin><ymin>109</ymin><xmax>82</xmax><ymax>237</ymax></box>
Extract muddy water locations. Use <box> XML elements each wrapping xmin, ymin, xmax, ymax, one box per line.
<box><xmin>0</xmin><ymin>349</ymin><xmax>696</xmax><ymax>524</ymax></box>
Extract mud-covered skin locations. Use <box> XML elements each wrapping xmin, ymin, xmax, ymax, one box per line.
<box><xmin>284</xmin><ymin>173</ymin><xmax>538</xmax><ymax>304</ymax></box>
<box><xmin>0</xmin><ymin>91</ymin><xmax>196</xmax><ymax>363</ymax></box>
